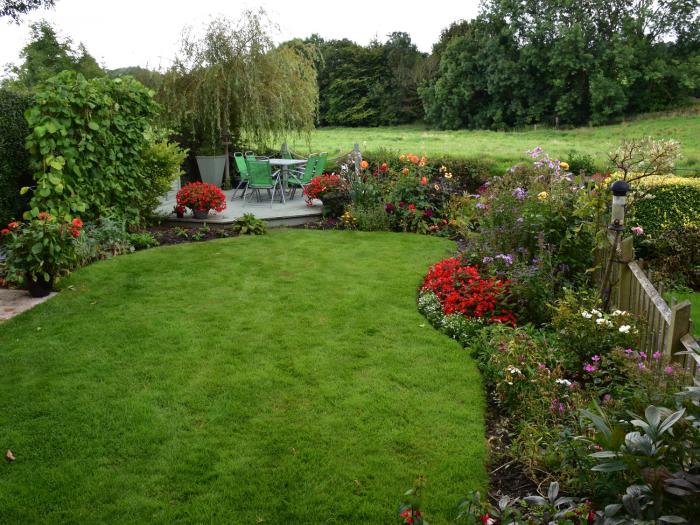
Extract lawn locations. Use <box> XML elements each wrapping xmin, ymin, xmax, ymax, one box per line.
<box><xmin>0</xmin><ymin>230</ymin><xmax>485</xmax><ymax>524</ymax></box>
<box><xmin>288</xmin><ymin>114</ymin><xmax>700</xmax><ymax>174</ymax></box>
<box><xmin>665</xmin><ymin>290</ymin><xmax>700</xmax><ymax>339</ymax></box>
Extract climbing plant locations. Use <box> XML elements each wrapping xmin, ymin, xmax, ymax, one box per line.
<box><xmin>24</xmin><ymin>71</ymin><xmax>162</xmax><ymax>225</ymax></box>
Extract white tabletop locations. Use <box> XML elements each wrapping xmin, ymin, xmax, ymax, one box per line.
<box><xmin>268</xmin><ymin>158</ymin><xmax>307</xmax><ymax>166</ymax></box>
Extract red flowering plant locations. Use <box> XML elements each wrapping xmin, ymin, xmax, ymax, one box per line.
<box><xmin>420</xmin><ymin>257</ymin><xmax>517</xmax><ymax>326</ymax></box>
<box><xmin>176</xmin><ymin>182</ymin><xmax>226</xmax><ymax>214</ymax></box>
<box><xmin>2</xmin><ymin>213</ymin><xmax>83</xmax><ymax>287</ymax></box>
<box><xmin>303</xmin><ymin>173</ymin><xmax>348</xmax><ymax>204</ymax></box>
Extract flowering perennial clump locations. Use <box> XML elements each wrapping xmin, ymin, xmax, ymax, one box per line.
<box><xmin>176</xmin><ymin>182</ymin><xmax>226</xmax><ymax>213</ymax></box>
<box><xmin>420</xmin><ymin>257</ymin><xmax>516</xmax><ymax>325</ymax></box>
<box><xmin>303</xmin><ymin>174</ymin><xmax>346</xmax><ymax>204</ymax></box>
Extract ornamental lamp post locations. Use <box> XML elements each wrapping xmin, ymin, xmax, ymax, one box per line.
<box><xmin>610</xmin><ymin>179</ymin><xmax>630</xmax><ymax>231</ymax></box>
<box><xmin>599</xmin><ymin>179</ymin><xmax>631</xmax><ymax>309</ymax></box>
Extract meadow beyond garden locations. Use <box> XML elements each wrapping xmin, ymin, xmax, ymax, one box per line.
<box><xmin>289</xmin><ymin>114</ymin><xmax>700</xmax><ymax>174</ymax></box>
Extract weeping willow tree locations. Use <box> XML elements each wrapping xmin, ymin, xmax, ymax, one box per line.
<box><xmin>160</xmin><ymin>10</ymin><xmax>319</xmax><ymax>152</ymax></box>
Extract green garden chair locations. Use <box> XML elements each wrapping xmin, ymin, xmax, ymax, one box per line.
<box><xmin>232</xmin><ymin>152</ymin><xmax>250</xmax><ymax>199</ymax></box>
<box><xmin>287</xmin><ymin>154</ymin><xmax>318</xmax><ymax>200</ymax></box>
<box><xmin>244</xmin><ymin>157</ymin><xmax>284</xmax><ymax>207</ymax></box>
<box><xmin>314</xmin><ymin>152</ymin><xmax>328</xmax><ymax>176</ymax></box>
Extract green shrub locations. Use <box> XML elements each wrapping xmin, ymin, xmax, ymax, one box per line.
<box><xmin>565</xmin><ymin>151</ymin><xmax>597</xmax><ymax>176</ymax></box>
<box><xmin>0</xmin><ymin>89</ymin><xmax>32</xmax><ymax>225</ymax></box>
<box><xmin>125</xmin><ymin>231</ymin><xmax>159</xmax><ymax>250</ymax></box>
<box><xmin>141</xmin><ymin>132</ymin><xmax>188</xmax><ymax>212</ymax></box>
<box><xmin>24</xmin><ymin>71</ymin><xmax>161</xmax><ymax>226</ymax></box>
<box><xmin>632</xmin><ymin>176</ymin><xmax>700</xmax><ymax>238</ymax></box>
<box><xmin>352</xmin><ymin>204</ymin><xmax>391</xmax><ymax>231</ymax></box>
<box><xmin>231</xmin><ymin>213</ymin><xmax>266</xmax><ymax>235</ymax></box>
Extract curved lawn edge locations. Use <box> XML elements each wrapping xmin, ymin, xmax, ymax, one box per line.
<box><xmin>0</xmin><ymin>229</ymin><xmax>485</xmax><ymax>524</ymax></box>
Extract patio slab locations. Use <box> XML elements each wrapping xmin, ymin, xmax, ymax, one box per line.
<box><xmin>157</xmin><ymin>189</ymin><xmax>323</xmax><ymax>226</ymax></box>
<box><xmin>0</xmin><ymin>288</ymin><xmax>56</xmax><ymax>322</ymax></box>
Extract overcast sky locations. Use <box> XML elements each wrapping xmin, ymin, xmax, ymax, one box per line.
<box><xmin>1</xmin><ymin>0</ymin><xmax>481</xmax><ymax>72</ymax></box>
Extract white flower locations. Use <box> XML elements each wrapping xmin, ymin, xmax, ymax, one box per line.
<box><xmin>596</xmin><ymin>318</ymin><xmax>613</xmax><ymax>327</ymax></box>
<box><xmin>619</xmin><ymin>325</ymin><xmax>631</xmax><ymax>333</ymax></box>
<box><xmin>591</xmin><ymin>309</ymin><xmax>602</xmax><ymax>317</ymax></box>
<box><xmin>611</xmin><ymin>309</ymin><xmax>624</xmax><ymax>316</ymax></box>
<box><xmin>555</xmin><ymin>379</ymin><xmax>572</xmax><ymax>386</ymax></box>
<box><xmin>506</xmin><ymin>366</ymin><xmax>522</xmax><ymax>375</ymax></box>
<box><xmin>581</xmin><ymin>311</ymin><xmax>592</xmax><ymax>319</ymax></box>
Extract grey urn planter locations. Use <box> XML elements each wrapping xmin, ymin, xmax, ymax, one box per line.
<box><xmin>196</xmin><ymin>155</ymin><xmax>226</xmax><ymax>187</ymax></box>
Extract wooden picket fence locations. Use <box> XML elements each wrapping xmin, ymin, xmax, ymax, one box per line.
<box><xmin>601</xmin><ymin>235</ymin><xmax>699</xmax><ymax>372</ymax></box>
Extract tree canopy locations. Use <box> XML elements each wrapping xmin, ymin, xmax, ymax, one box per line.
<box><xmin>0</xmin><ymin>0</ymin><xmax>54</xmax><ymax>23</ymax></box>
<box><xmin>160</xmin><ymin>10</ymin><xmax>318</xmax><ymax>152</ymax></box>
<box><xmin>420</xmin><ymin>0</ymin><xmax>700</xmax><ymax>129</ymax></box>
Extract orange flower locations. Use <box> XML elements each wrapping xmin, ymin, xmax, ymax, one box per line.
<box><xmin>37</xmin><ymin>212</ymin><xmax>53</xmax><ymax>221</ymax></box>
<box><xmin>402</xmin><ymin>167</ymin><xmax>410</xmax><ymax>176</ymax></box>
<box><xmin>420</xmin><ymin>176</ymin><xmax>428</xmax><ymax>185</ymax></box>
<box><xmin>7</xmin><ymin>221</ymin><xmax>19</xmax><ymax>229</ymax></box>
<box><xmin>399</xmin><ymin>154</ymin><xmax>406</xmax><ymax>161</ymax></box>
<box><xmin>360</xmin><ymin>160</ymin><xmax>369</xmax><ymax>170</ymax></box>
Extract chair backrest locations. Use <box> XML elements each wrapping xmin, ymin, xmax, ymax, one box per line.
<box><xmin>233</xmin><ymin>152</ymin><xmax>248</xmax><ymax>178</ymax></box>
<box><xmin>314</xmin><ymin>152</ymin><xmax>328</xmax><ymax>176</ymax></box>
<box><xmin>244</xmin><ymin>151</ymin><xmax>256</xmax><ymax>160</ymax></box>
<box><xmin>300</xmin><ymin>155</ymin><xmax>318</xmax><ymax>183</ymax></box>
<box><xmin>246</xmin><ymin>158</ymin><xmax>274</xmax><ymax>187</ymax></box>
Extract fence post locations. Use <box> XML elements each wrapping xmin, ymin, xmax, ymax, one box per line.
<box><xmin>281</xmin><ymin>142</ymin><xmax>289</xmax><ymax>158</ymax></box>
<box><xmin>353</xmin><ymin>143</ymin><xmax>362</xmax><ymax>174</ymax></box>
<box><xmin>666</xmin><ymin>300</ymin><xmax>692</xmax><ymax>360</ymax></box>
<box><xmin>617</xmin><ymin>237</ymin><xmax>634</xmax><ymax>311</ymax></box>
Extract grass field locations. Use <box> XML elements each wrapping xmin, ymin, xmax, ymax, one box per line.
<box><xmin>0</xmin><ymin>230</ymin><xmax>485</xmax><ymax>524</ymax></box>
<box><xmin>288</xmin><ymin>114</ymin><xmax>700</xmax><ymax>174</ymax></box>
<box><xmin>665</xmin><ymin>290</ymin><xmax>700</xmax><ymax>339</ymax></box>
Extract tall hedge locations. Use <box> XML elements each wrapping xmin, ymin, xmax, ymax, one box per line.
<box><xmin>0</xmin><ymin>90</ymin><xmax>32</xmax><ymax>225</ymax></box>
<box><xmin>25</xmin><ymin>71</ymin><xmax>160</xmax><ymax>225</ymax></box>
<box><xmin>632</xmin><ymin>176</ymin><xmax>700</xmax><ymax>238</ymax></box>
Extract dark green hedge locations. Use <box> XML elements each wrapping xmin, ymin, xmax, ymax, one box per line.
<box><xmin>0</xmin><ymin>89</ymin><xmax>32</xmax><ymax>225</ymax></box>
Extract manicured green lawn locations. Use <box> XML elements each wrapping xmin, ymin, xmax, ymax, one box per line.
<box><xmin>288</xmin><ymin>115</ymin><xmax>700</xmax><ymax>173</ymax></box>
<box><xmin>0</xmin><ymin>230</ymin><xmax>485</xmax><ymax>524</ymax></box>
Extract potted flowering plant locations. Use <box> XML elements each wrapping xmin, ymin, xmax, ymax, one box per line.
<box><xmin>303</xmin><ymin>174</ymin><xmax>349</xmax><ymax>218</ymax></box>
<box><xmin>176</xmin><ymin>182</ymin><xmax>227</xmax><ymax>219</ymax></box>
<box><xmin>1</xmin><ymin>213</ymin><xmax>83</xmax><ymax>297</ymax></box>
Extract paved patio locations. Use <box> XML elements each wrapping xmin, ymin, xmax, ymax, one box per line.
<box><xmin>0</xmin><ymin>288</ymin><xmax>56</xmax><ymax>321</ymax></box>
<box><xmin>157</xmin><ymin>188</ymin><xmax>323</xmax><ymax>226</ymax></box>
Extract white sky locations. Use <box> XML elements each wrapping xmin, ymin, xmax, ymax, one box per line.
<box><xmin>1</xmin><ymin>0</ymin><xmax>480</xmax><ymax>72</ymax></box>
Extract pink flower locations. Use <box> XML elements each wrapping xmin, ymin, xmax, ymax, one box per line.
<box><xmin>591</xmin><ymin>355</ymin><xmax>601</xmax><ymax>362</ymax></box>
<box><xmin>631</xmin><ymin>226</ymin><xmax>644</xmax><ymax>236</ymax></box>
<box><xmin>652</xmin><ymin>351</ymin><xmax>661</xmax><ymax>360</ymax></box>
<box><xmin>583</xmin><ymin>364</ymin><xmax>598</xmax><ymax>373</ymax></box>
<box><xmin>638</xmin><ymin>362</ymin><xmax>646</xmax><ymax>369</ymax></box>
<box><xmin>664</xmin><ymin>366</ymin><xmax>674</xmax><ymax>374</ymax></box>
<box><xmin>624</xmin><ymin>348</ymin><xmax>633</xmax><ymax>354</ymax></box>
<box><xmin>639</xmin><ymin>351</ymin><xmax>647</xmax><ymax>359</ymax></box>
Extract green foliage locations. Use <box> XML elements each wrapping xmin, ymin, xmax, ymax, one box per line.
<box><xmin>161</xmin><ymin>11</ymin><xmax>318</xmax><ymax>152</ymax></box>
<box><xmin>0</xmin><ymin>0</ymin><xmax>54</xmax><ymax>22</ymax></box>
<box><xmin>6</xmin><ymin>21</ymin><xmax>103</xmax><ymax>92</ymax></box>
<box><xmin>231</xmin><ymin>213</ymin><xmax>266</xmax><ymax>235</ymax></box>
<box><xmin>141</xmin><ymin>133</ymin><xmax>188</xmax><ymax>212</ymax></box>
<box><xmin>632</xmin><ymin>176</ymin><xmax>700</xmax><ymax>238</ymax></box>
<box><xmin>24</xmin><ymin>71</ymin><xmax>160</xmax><ymax>225</ymax></box>
<box><xmin>0</xmin><ymin>89</ymin><xmax>32</xmax><ymax>224</ymax></box>
<box><xmin>74</xmin><ymin>216</ymin><xmax>132</xmax><ymax>263</ymax></box>
<box><xmin>108</xmin><ymin>66</ymin><xmax>163</xmax><ymax>90</ymax></box>
<box><xmin>125</xmin><ymin>231</ymin><xmax>159</xmax><ymax>250</ymax></box>
<box><xmin>421</xmin><ymin>1</ymin><xmax>700</xmax><ymax>129</ymax></box>
<box><xmin>3</xmin><ymin>213</ymin><xmax>82</xmax><ymax>284</ymax></box>
<box><xmin>566</xmin><ymin>151</ymin><xmax>597</xmax><ymax>176</ymax></box>
<box><xmin>313</xmin><ymin>33</ymin><xmax>428</xmax><ymax>127</ymax></box>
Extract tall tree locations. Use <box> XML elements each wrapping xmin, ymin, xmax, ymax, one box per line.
<box><xmin>1</xmin><ymin>0</ymin><xmax>54</xmax><ymax>23</ymax></box>
<box><xmin>6</xmin><ymin>21</ymin><xmax>104</xmax><ymax>91</ymax></box>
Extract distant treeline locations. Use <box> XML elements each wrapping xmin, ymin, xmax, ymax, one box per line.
<box><xmin>5</xmin><ymin>0</ymin><xmax>700</xmax><ymax>130</ymax></box>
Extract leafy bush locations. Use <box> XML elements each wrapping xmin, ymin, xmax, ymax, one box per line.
<box><xmin>24</xmin><ymin>71</ymin><xmax>160</xmax><ymax>225</ymax></box>
<box><xmin>2</xmin><ymin>213</ymin><xmax>83</xmax><ymax>285</ymax></box>
<box><xmin>231</xmin><ymin>213</ymin><xmax>266</xmax><ymax>235</ymax></box>
<box><xmin>74</xmin><ymin>216</ymin><xmax>133</xmax><ymax>263</ymax></box>
<box><xmin>141</xmin><ymin>133</ymin><xmax>188</xmax><ymax>212</ymax></box>
<box><xmin>632</xmin><ymin>176</ymin><xmax>700</xmax><ymax>239</ymax></box>
<box><xmin>565</xmin><ymin>151</ymin><xmax>597</xmax><ymax>177</ymax></box>
<box><xmin>0</xmin><ymin>89</ymin><xmax>32</xmax><ymax>225</ymax></box>
<box><xmin>125</xmin><ymin>231</ymin><xmax>159</xmax><ymax>250</ymax></box>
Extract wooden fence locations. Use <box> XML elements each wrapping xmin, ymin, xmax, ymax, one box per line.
<box><xmin>602</xmin><ymin>235</ymin><xmax>699</xmax><ymax>371</ymax></box>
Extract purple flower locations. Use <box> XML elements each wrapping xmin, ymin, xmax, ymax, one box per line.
<box><xmin>495</xmin><ymin>254</ymin><xmax>513</xmax><ymax>265</ymax></box>
<box><xmin>512</xmin><ymin>187</ymin><xmax>527</xmax><ymax>201</ymax></box>
<box><xmin>652</xmin><ymin>351</ymin><xmax>661</xmax><ymax>360</ymax></box>
<box><xmin>528</xmin><ymin>146</ymin><xmax>543</xmax><ymax>159</ymax></box>
<box><xmin>476</xmin><ymin>202</ymin><xmax>486</xmax><ymax>209</ymax></box>
<box><xmin>583</xmin><ymin>364</ymin><xmax>598</xmax><ymax>373</ymax></box>
<box><xmin>624</xmin><ymin>348</ymin><xmax>633</xmax><ymax>354</ymax></box>
<box><xmin>482</xmin><ymin>256</ymin><xmax>493</xmax><ymax>264</ymax></box>
<box><xmin>638</xmin><ymin>362</ymin><xmax>646</xmax><ymax>369</ymax></box>
<box><xmin>664</xmin><ymin>366</ymin><xmax>674</xmax><ymax>374</ymax></box>
<box><xmin>591</xmin><ymin>355</ymin><xmax>601</xmax><ymax>362</ymax></box>
<box><xmin>423</xmin><ymin>208</ymin><xmax>433</xmax><ymax>218</ymax></box>
<box><xmin>639</xmin><ymin>351</ymin><xmax>647</xmax><ymax>359</ymax></box>
<box><xmin>385</xmin><ymin>202</ymin><xmax>395</xmax><ymax>213</ymax></box>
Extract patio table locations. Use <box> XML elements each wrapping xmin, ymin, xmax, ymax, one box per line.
<box><xmin>268</xmin><ymin>158</ymin><xmax>307</xmax><ymax>196</ymax></box>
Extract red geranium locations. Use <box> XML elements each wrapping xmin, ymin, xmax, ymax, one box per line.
<box><xmin>176</xmin><ymin>182</ymin><xmax>226</xmax><ymax>213</ymax></box>
<box><xmin>303</xmin><ymin>174</ymin><xmax>347</xmax><ymax>204</ymax></box>
<box><xmin>421</xmin><ymin>257</ymin><xmax>516</xmax><ymax>325</ymax></box>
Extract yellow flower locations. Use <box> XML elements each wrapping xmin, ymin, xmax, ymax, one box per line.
<box><xmin>538</xmin><ymin>191</ymin><xmax>549</xmax><ymax>201</ymax></box>
<box><xmin>444</xmin><ymin>172</ymin><xmax>453</xmax><ymax>179</ymax></box>
<box><xmin>559</xmin><ymin>162</ymin><xmax>569</xmax><ymax>170</ymax></box>
<box><xmin>399</xmin><ymin>154</ymin><xmax>406</xmax><ymax>161</ymax></box>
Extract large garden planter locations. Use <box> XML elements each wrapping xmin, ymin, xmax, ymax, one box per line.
<box><xmin>26</xmin><ymin>274</ymin><xmax>53</xmax><ymax>298</ymax></box>
<box><xmin>193</xmin><ymin>209</ymin><xmax>210</xmax><ymax>220</ymax></box>
<box><xmin>321</xmin><ymin>191</ymin><xmax>351</xmax><ymax>218</ymax></box>
<box><xmin>195</xmin><ymin>155</ymin><xmax>227</xmax><ymax>187</ymax></box>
